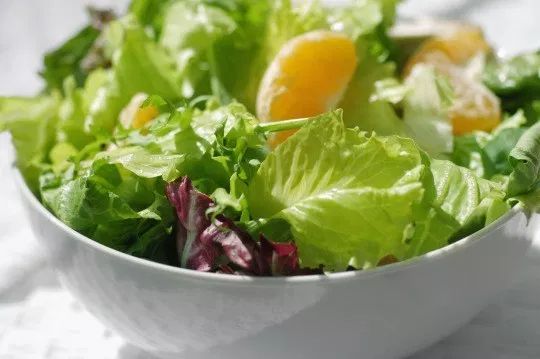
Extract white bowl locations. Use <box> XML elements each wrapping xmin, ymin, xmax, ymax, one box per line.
<box><xmin>15</xmin><ymin>169</ymin><xmax>538</xmax><ymax>359</ymax></box>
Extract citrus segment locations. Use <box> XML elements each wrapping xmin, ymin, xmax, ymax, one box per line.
<box><xmin>404</xmin><ymin>24</ymin><xmax>491</xmax><ymax>76</ymax></box>
<box><xmin>257</xmin><ymin>30</ymin><xmax>357</xmax><ymax>146</ymax></box>
<box><xmin>404</xmin><ymin>24</ymin><xmax>500</xmax><ymax>134</ymax></box>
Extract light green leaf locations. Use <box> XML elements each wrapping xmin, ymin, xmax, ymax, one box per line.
<box><xmin>0</xmin><ymin>95</ymin><xmax>61</xmax><ymax>191</ymax></box>
<box><xmin>339</xmin><ymin>42</ymin><xmax>406</xmax><ymax>136</ymax></box>
<box><xmin>431</xmin><ymin>159</ymin><xmax>507</xmax><ymax>224</ymax></box>
<box><xmin>248</xmin><ymin>111</ymin><xmax>427</xmax><ymax>270</ymax></box>
<box><xmin>401</xmin><ymin>65</ymin><xmax>454</xmax><ymax>156</ymax></box>
<box><xmin>372</xmin><ymin>65</ymin><xmax>454</xmax><ymax>156</ymax></box>
<box><xmin>103</xmin><ymin>146</ymin><xmax>183</xmax><ymax>181</ymax></box>
<box><xmin>85</xmin><ymin>16</ymin><xmax>182</xmax><ymax>135</ymax></box>
<box><xmin>160</xmin><ymin>1</ymin><xmax>237</xmax><ymax>99</ymax></box>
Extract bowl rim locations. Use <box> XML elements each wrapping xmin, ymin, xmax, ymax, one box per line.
<box><xmin>14</xmin><ymin>167</ymin><xmax>523</xmax><ymax>284</ymax></box>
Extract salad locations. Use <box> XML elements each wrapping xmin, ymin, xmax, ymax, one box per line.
<box><xmin>2</xmin><ymin>0</ymin><xmax>540</xmax><ymax>276</ymax></box>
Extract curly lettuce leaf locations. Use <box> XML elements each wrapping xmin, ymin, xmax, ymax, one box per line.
<box><xmin>40</xmin><ymin>159</ymin><xmax>176</xmax><ymax>263</ymax></box>
<box><xmin>248</xmin><ymin>111</ymin><xmax>428</xmax><ymax>270</ymax></box>
<box><xmin>431</xmin><ymin>159</ymin><xmax>508</xmax><ymax>224</ymax></box>
<box><xmin>0</xmin><ymin>96</ymin><xmax>61</xmax><ymax>191</ymax></box>
<box><xmin>104</xmin><ymin>101</ymin><xmax>267</xmax><ymax>221</ymax></box>
<box><xmin>452</xmin><ymin>111</ymin><xmax>528</xmax><ymax>179</ymax></box>
<box><xmin>85</xmin><ymin>17</ymin><xmax>182</xmax><ymax>135</ymax></box>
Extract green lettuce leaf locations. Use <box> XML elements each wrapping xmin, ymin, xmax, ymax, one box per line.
<box><xmin>401</xmin><ymin>65</ymin><xmax>454</xmax><ymax>156</ymax></box>
<box><xmin>0</xmin><ymin>96</ymin><xmax>61</xmax><ymax>191</ymax></box>
<box><xmin>484</xmin><ymin>51</ymin><xmax>540</xmax><ymax>98</ymax></box>
<box><xmin>41</xmin><ymin>8</ymin><xmax>115</xmax><ymax>92</ymax></box>
<box><xmin>85</xmin><ymin>16</ymin><xmax>182</xmax><ymax>135</ymax></box>
<box><xmin>431</xmin><ymin>159</ymin><xmax>508</xmax><ymax>224</ymax></box>
<box><xmin>339</xmin><ymin>42</ymin><xmax>405</xmax><ymax>135</ymax></box>
<box><xmin>129</xmin><ymin>0</ymin><xmax>171</xmax><ymax>34</ymax></box>
<box><xmin>372</xmin><ymin>64</ymin><xmax>454</xmax><ymax>156</ymax></box>
<box><xmin>40</xmin><ymin>159</ymin><xmax>175</xmax><ymax>263</ymax></box>
<box><xmin>57</xmin><ymin>72</ymin><xmax>107</xmax><ymax>149</ymax></box>
<box><xmin>484</xmin><ymin>51</ymin><xmax>540</xmax><ymax>123</ymax></box>
<box><xmin>451</xmin><ymin>111</ymin><xmax>528</xmax><ymax>179</ymax></box>
<box><xmin>159</xmin><ymin>1</ymin><xmax>237</xmax><ymax>100</ymax></box>
<box><xmin>248</xmin><ymin>110</ymin><xmax>428</xmax><ymax>270</ymax></box>
<box><xmin>106</xmin><ymin>101</ymin><xmax>266</xmax><ymax>219</ymax></box>
<box><xmin>507</xmin><ymin>121</ymin><xmax>540</xmax><ymax>196</ymax></box>
<box><xmin>248</xmin><ymin>109</ymin><xmax>510</xmax><ymax>270</ymax></box>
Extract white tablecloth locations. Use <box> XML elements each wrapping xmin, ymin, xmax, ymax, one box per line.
<box><xmin>1</xmin><ymin>0</ymin><xmax>540</xmax><ymax>358</ymax></box>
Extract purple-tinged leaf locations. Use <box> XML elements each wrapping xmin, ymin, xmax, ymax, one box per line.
<box><xmin>166</xmin><ymin>177</ymin><xmax>220</xmax><ymax>271</ymax></box>
<box><xmin>166</xmin><ymin>177</ymin><xmax>317</xmax><ymax>276</ymax></box>
<box><xmin>210</xmin><ymin>218</ymin><xmax>270</xmax><ymax>276</ymax></box>
<box><xmin>260</xmin><ymin>236</ymin><xmax>300</xmax><ymax>276</ymax></box>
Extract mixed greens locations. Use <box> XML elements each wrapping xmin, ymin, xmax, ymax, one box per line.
<box><xmin>2</xmin><ymin>0</ymin><xmax>540</xmax><ymax>275</ymax></box>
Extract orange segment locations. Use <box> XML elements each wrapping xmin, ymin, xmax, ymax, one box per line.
<box><xmin>403</xmin><ymin>24</ymin><xmax>500</xmax><ymax>135</ymax></box>
<box><xmin>404</xmin><ymin>24</ymin><xmax>491</xmax><ymax>76</ymax></box>
<box><xmin>257</xmin><ymin>31</ymin><xmax>358</xmax><ymax>147</ymax></box>
<box><xmin>450</xmin><ymin>73</ymin><xmax>501</xmax><ymax>135</ymax></box>
<box><xmin>132</xmin><ymin>106</ymin><xmax>159</xmax><ymax>129</ymax></box>
<box><xmin>119</xmin><ymin>93</ymin><xmax>159</xmax><ymax>130</ymax></box>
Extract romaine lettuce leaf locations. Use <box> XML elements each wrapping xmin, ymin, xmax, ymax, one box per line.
<box><xmin>248</xmin><ymin>110</ymin><xmax>429</xmax><ymax>270</ymax></box>
<box><xmin>431</xmin><ymin>159</ymin><xmax>508</xmax><ymax>224</ymax></box>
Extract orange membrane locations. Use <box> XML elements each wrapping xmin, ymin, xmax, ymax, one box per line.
<box><xmin>404</xmin><ymin>25</ymin><xmax>501</xmax><ymax>135</ymax></box>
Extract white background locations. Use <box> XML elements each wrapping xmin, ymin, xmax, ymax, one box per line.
<box><xmin>1</xmin><ymin>0</ymin><xmax>540</xmax><ymax>358</ymax></box>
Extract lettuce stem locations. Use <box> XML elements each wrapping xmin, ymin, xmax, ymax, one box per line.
<box><xmin>255</xmin><ymin>117</ymin><xmax>312</xmax><ymax>133</ymax></box>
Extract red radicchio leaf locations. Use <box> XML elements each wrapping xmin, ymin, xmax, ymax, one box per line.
<box><xmin>208</xmin><ymin>218</ymin><xmax>270</xmax><ymax>276</ymax></box>
<box><xmin>260</xmin><ymin>236</ymin><xmax>300</xmax><ymax>276</ymax></box>
<box><xmin>166</xmin><ymin>177</ymin><xmax>313</xmax><ymax>276</ymax></box>
<box><xmin>166</xmin><ymin>178</ymin><xmax>220</xmax><ymax>271</ymax></box>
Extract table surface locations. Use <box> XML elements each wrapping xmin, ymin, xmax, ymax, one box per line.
<box><xmin>2</xmin><ymin>0</ymin><xmax>540</xmax><ymax>358</ymax></box>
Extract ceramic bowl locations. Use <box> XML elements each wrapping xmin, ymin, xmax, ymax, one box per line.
<box><xmin>15</xmin><ymin>168</ymin><xmax>539</xmax><ymax>359</ymax></box>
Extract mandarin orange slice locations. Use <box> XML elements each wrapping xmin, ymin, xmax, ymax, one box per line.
<box><xmin>257</xmin><ymin>30</ymin><xmax>358</xmax><ymax>147</ymax></box>
<box><xmin>403</xmin><ymin>24</ymin><xmax>500</xmax><ymax>135</ymax></box>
